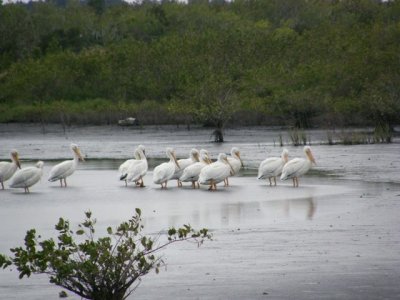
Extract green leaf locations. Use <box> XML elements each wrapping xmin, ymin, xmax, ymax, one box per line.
<box><xmin>135</xmin><ymin>208</ymin><xmax>141</xmax><ymax>216</ymax></box>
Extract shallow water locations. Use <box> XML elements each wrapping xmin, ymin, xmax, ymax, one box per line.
<box><xmin>0</xmin><ymin>124</ymin><xmax>400</xmax><ymax>299</ymax></box>
<box><xmin>1</xmin><ymin>123</ymin><xmax>399</xmax><ymax>183</ymax></box>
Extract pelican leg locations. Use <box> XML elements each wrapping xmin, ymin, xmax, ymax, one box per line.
<box><xmin>224</xmin><ymin>178</ymin><xmax>229</xmax><ymax>187</ymax></box>
<box><xmin>208</xmin><ymin>180</ymin><xmax>214</xmax><ymax>191</ymax></box>
<box><xmin>178</xmin><ymin>180</ymin><xmax>182</xmax><ymax>187</ymax></box>
<box><xmin>191</xmin><ymin>181</ymin><xmax>195</xmax><ymax>189</ymax></box>
<box><xmin>59</xmin><ymin>179</ymin><xmax>63</xmax><ymax>187</ymax></box>
<box><xmin>213</xmin><ymin>182</ymin><xmax>217</xmax><ymax>190</ymax></box>
<box><xmin>1</xmin><ymin>181</ymin><xmax>4</xmax><ymax>190</ymax></box>
<box><xmin>292</xmin><ymin>178</ymin><xmax>296</xmax><ymax>187</ymax></box>
<box><xmin>64</xmin><ymin>178</ymin><xmax>67</xmax><ymax>187</ymax></box>
<box><xmin>295</xmin><ymin>177</ymin><xmax>299</xmax><ymax>187</ymax></box>
<box><xmin>268</xmin><ymin>177</ymin><xmax>272</xmax><ymax>186</ymax></box>
<box><xmin>139</xmin><ymin>177</ymin><xmax>145</xmax><ymax>188</ymax></box>
<box><xmin>274</xmin><ymin>177</ymin><xmax>277</xmax><ymax>186</ymax></box>
<box><xmin>197</xmin><ymin>182</ymin><xmax>200</xmax><ymax>189</ymax></box>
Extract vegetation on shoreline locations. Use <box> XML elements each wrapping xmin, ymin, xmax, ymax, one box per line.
<box><xmin>0</xmin><ymin>209</ymin><xmax>212</xmax><ymax>300</ymax></box>
<box><xmin>0</xmin><ymin>0</ymin><xmax>399</xmax><ymax>137</ymax></box>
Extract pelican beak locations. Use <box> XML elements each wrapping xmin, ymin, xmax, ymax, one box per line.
<box><xmin>143</xmin><ymin>150</ymin><xmax>146</xmax><ymax>158</ymax></box>
<box><xmin>74</xmin><ymin>148</ymin><xmax>85</xmax><ymax>162</ymax></box>
<box><xmin>194</xmin><ymin>152</ymin><xmax>200</xmax><ymax>162</ymax></box>
<box><xmin>237</xmin><ymin>152</ymin><xmax>244</xmax><ymax>168</ymax></box>
<box><xmin>225</xmin><ymin>158</ymin><xmax>235</xmax><ymax>175</ymax></box>
<box><xmin>307</xmin><ymin>151</ymin><xmax>316</xmax><ymax>165</ymax></box>
<box><xmin>15</xmin><ymin>155</ymin><xmax>21</xmax><ymax>169</ymax></box>
<box><xmin>12</xmin><ymin>153</ymin><xmax>21</xmax><ymax>169</ymax></box>
<box><xmin>173</xmin><ymin>153</ymin><xmax>180</xmax><ymax>169</ymax></box>
<box><xmin>284</xmin><ymin>154</ymin><xmax>289</xmax><ymax>163</ymax></box>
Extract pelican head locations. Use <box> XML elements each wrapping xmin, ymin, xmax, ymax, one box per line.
<box><xmin>36</xmin><ymin>161</ymin><xmax>44</xmax><ymax>169</ymax></box>
<box><xmin>231</xmin><ymin>147</ymin><xmax>244</xmax><ymax>167</ymax></box>
<box><xmin>71</xmin><ymin>144</ymin><xmax>85</xmax><ymax>162</ymax></box>
<box><xmin>133</xmin><ymin>148</ymin><xmax>141</xmax><ymax>160</ymax></box>
<box><xmin>138</xmin><ymin>145</ymin><xmax>146</xmax><ymax>157</ymax></box>
<box><xmin>220</xmin><ymin>153</ymin><xmax>235</xmax><ymax>175</ymax></box>
<box><xmin>304</xmin><ymin>146</ymin><xmax>316</xmax><ymax>165</ymax></box>
<box><xmin>200</xmin><ymin>149</ymin><xmax>212</xmax><ymax>164</ymax></box>
<box><xmin>190</xmin><ymin>148</ymin><xmax>200</xmax><ymax>162</ymax></box>
<box><xmin>281</xmin><ymin>148</ymin><xmax>289</xmax><ymax>163</ymax></box>
<box><xmin>167</xmin><ymin>147</ymin><xmax>180</xmax><ymax>169</ymax></box>
<box><xmin>11</xmin><ymin>150</ymin><xmax>21</xmax><ymax>169</ymax></box>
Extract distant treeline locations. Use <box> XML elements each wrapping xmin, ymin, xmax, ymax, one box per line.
<box><xmin>0</xmin><ymin>0</ymin><xmax>399</xmax><ymax>132</ymax></box>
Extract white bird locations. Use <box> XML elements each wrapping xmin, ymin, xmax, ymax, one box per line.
<box><xmin>180</xmin><ymin>149</ymin><xmax>212</xmax><ymax>189</ymax></box>
<box><xmin>199</xmin><ymin>153</ymin><xmax>234</xmax><ymax>191</ymax></box>
<box><xmin>258</xmin><ymin>148</ymin><xmax>289</xmax><ymax>186</ymax></box>
<box><xmin>0</xmin><ymin>150</ymin><xmax>21</xmax><ymax>189</ymax></box>
<box><xmin>153</xmin><ymin>148</ymin><xmax>180</xmax><ymax>189</ymax></box>
<box><xmin>126</xmin><ymin>146</ymin><xmax>148</xmax><ymax>187</ymax></box>
<box><xmin>280</xmin><ymin>146</ymin><xmax>316</xmax><ymax>187</ymax></box>
<box><xmin>48</xmin><ymin>144</ymin><xmax>84</xmax><ymax>187</ymax></box>
<box><xmin>225</xmin><ymin>147</ymin><xmax>244</xmax><ymax>186</ymax></box>
<box><xmin>10</xmin><ymin>161</ymin><xmax>44</xmax><ymax>193</ymax></box>
<box><xmin>119</xmin><ymin>145</ymin><xmax>145</xmax><ymax>186</ymax></box>
<box><xmin>171</xmin><ymin>148</ymin><xmax>200</xmax><ymax>187</ymax></box>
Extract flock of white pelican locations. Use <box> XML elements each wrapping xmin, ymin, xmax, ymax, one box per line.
<box><xmin>0</xmin><ymin>144</ymin><xmax>316</xmax><ymax>193</ymax></box>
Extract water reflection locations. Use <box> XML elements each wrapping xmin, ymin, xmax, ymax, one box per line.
<box><xmin>160</xmin><ymin>196</ymin><xmax>319</xmax><ymax>231</ymax></box>
<box><xmin>284</xmin><ymin>197</ymin><xmax>316</xmax><ymax>220</ymax></box>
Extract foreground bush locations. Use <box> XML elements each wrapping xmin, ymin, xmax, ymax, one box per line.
<box><xmin>0</xmin><ymin>209</ymin><xmax>212</xmax><ymax>300</ymax></box>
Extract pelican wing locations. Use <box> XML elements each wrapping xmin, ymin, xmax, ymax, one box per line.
<box><xmin>180</xmin><ymin>162</ymin><xmax>205</xmax><ymax>182</ymax></box>
<box><xmin>127</xmin><ymin>160</ymin><xmax>148</xmax><ymax>182</ymax></box>
<box><xmin>119</xmin><ymin>159</ymin><xmax>141</xmax><ymax>180</ymax></box>
<box><xmin>10</xmin><ymin>167</ymin><xmax>41</xmax><ymax>188</ymax></box>
<box><xmin>258</xmin><ymin>157</ymin><xmax>282</xmax><ymax>179</ymax></box>
<box><xmin>199</xmin><ymin>163</ymin><xmax>230</xmax><ymax>184</ymax></box>
<box><xmin>118</xmin><ymin>159</ymin><xmax>140</xmax><ymax>174</ymax></box>
<box><xmin>153</xmin><ymin>162</ymin><xmax>174</xmax><ymax>184</ymax></box>
<box><xmin>227</xmin><ymin>157</ymin><xmax>242</xmax><ymax>174</ymax></box>
<box><xmin>0</xmin><ymin>161</ymin><xmax>16</xmax><ymax>181</ymax></box>
<box><xmin>48</xmin><ymin>160</ymin><xmax>74</xmax><ymax>181</ymax></box>
<box><xmin>280</xmin><ymin>158</ymin><xmax>306</xmax><ymax>180</ymax></box>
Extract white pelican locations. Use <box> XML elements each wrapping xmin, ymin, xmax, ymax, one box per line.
<box><xmin>280</xmin><ymin>146</ymin><xmax>316</xmax><ymax>187</ymax></box>
<box><xmin>153</xmin><ymin>148</ymin><xmax>180</xmax><ymax>189</ymax></box>
<box><xmin>258</xmin><ymin>148</ymin><xmax>289</xmax><ymax>186</ymax></box>
<box><xmin>180</xmin><ymin>149</ymin><xmax>212</xmax><ymax>189</ymax></box>
<box><xmin>126</xmin><ymin>146</ymin><xmax>148</xmax><ymax>187</ymax></box>
<box><xmin>225</xmin><ymin>147</ymin><xmax>244</xmax><ymax>186</ymax></box>
<box><xmin>48</xmin><ymin>144</ymin><xmax>84</xmax><ymax>187</ymax></box>
<box><xmin>198</xmin><ymin>153</ymin><xmax>234</xmax><ymax>191</ymax></box>
<box><xmin>171</xmin><ymin>148</ymin><xmax>200</xmax><ymax>187</ymax></box>
<box><xmin>119</xmin><ymin>145</ymin><xmax>145</xmax><ymax>186</ymax></box>
<box><xmin>0</xmin><ymin>150</ymin><xmax>21</xmax><ymax>189</ymax></box>
<box><xmin>10</xmin><ymin>161</ymin><xmax>44</xmax><ymax>193</ymax></box>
